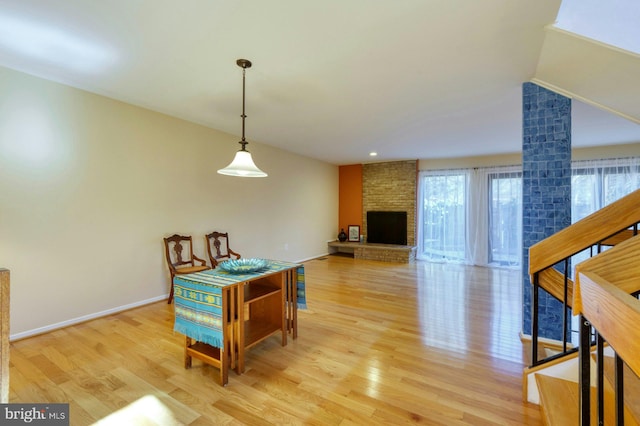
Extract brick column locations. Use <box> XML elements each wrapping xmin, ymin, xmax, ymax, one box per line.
<box><xmin>522</xmin><ymin>82</ymin><xmax>571</xmax><ymax>340</ymax></box>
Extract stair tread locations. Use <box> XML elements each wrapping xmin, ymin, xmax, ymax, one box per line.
<box><xmin>536</xmin><ymin>374</ymin><xmax>639</xmax><ymax>425</ymax></box>
<box><xmin>600</xmin><ymin>354</ymin><xmax>640</xmax><ymax>423</ymax></box>
<box><xmin>536</xmin><ymin>375</ymin><xmax>580</xmax><ymax>425</ymax></box>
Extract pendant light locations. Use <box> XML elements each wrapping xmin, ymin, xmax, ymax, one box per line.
<box><xmin>217</xmin><ymin>59</ymin><xmax>268</xmax><ymax>177</ymax></box>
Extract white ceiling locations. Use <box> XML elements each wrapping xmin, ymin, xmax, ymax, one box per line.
<box><xmin>1</xmin><ymin>0</ymin><xmax>639</xmax><ymax>165</ymax></box>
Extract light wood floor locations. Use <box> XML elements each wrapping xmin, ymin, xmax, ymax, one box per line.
<box><xmin>8</xmin><ymin>255</ymin><xmax>542</xmax><ymax>425</ymax></box>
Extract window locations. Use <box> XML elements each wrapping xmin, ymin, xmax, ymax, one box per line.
<box><xmin>571</xmin><ymin>158</ymin><xmax>640</xmax><ymax>268</ymax></box>
<box><xmin>417</xmin><ymin>158</ymin><xmax>640</xmax><ymax>270</ymax></box>
<box><xmin>572</xmin><ymin>158</ymin><xmax>640</xmax><ymax>222</ymax></box>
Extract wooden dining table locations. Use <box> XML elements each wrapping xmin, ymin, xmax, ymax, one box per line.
<box><xmin>172</xmin><ymin>260</ymin><xmax>304</xmax><ymax>385</ymax></box>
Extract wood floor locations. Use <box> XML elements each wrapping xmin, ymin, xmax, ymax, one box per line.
<box><xmin>8</xmin><ymin>255</ymin><xmax>542</xmax><ymax>425</ymax></box>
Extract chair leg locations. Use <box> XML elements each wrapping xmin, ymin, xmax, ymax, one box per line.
<box><xmin>167</xmin><ymin>284</ymin><xmax>174</xmax><ymax>304</ymax></box>
<box><xmin>167</xmin><ymin>273</ymin><xmax>175</xmax><ymax>304</ymax></box>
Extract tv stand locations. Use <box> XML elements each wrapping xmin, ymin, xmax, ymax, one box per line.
<box><xmin>327</xmin><ymin>241</ymin><xmax>416</xmax><ymax>263</ymax></box>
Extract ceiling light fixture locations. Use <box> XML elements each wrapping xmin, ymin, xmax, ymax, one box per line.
<box><xmin>217</xmin><ymin>59</ymin><xmax>268</xmax><ymax>178</ymax></box>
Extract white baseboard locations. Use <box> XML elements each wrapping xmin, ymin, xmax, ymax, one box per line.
<box><xmin>10</xmin><ymin>294</ymin><xmax>168</xmax><ymax>341</ymax></box>
<box><xmin>297</xmin><ymin>253</ymin><xmax>330</xmax><ymax>262</ymax></box>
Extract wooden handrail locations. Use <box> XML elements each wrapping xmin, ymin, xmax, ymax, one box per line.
<box><xmin>574</xmin><ymin>233</ymin><xmax>640</xmax><ymax>296</ymax></box>
<box><xmin>0</xmin><ymin>268</ymin><xmax>9</xmax><ymax>403</ymax></box>
<box><xmin>574</xmin><ymin>270</ymin><xmax>640</xmax><ymax>379</ymax></box>
<box><xmin>538</xmin><ymin>268</ymin><xmax>574</xmax><ymax>307</ymax></box>
<box><xmin>529</xmin><ymin>188</ymin><xmax>640</xmax><ymax>275</ymax></box>
<box><xmin>601</xmin><ymin>229</ymin><xmax>637</xmax><ymax>246</ymax></box>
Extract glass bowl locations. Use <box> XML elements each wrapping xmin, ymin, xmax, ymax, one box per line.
<box><xmin>218</xmin><ymin>258</ymin><xmax>269</xmax><ymax>274</ymax></box>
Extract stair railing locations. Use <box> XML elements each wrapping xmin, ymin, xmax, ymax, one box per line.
<box><xmin>528</xmin><ymin>188</ymin><xmax>640</xmax><ymax>367</ymax></box>
<box><xmin>574</xmin><ymin>234</ymin><xmax>640</xmax><ymax>426</ymax></box>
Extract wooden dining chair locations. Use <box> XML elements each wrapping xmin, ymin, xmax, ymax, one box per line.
<box><xmin>163</xmin><ymin>234</ymin><xmax>210</xmax><ymax>303</ymax></box>
<box><xmin>205</xmin><ymin>231</ymin><xmax>242</xmax><ymax>267</ymax></box>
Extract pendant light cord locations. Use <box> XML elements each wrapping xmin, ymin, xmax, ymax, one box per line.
<box><xmin>240</xmin><ymin>65</ymin><xmax>248</xmax><ymax>151</ymax></box>
<box><xmin>217</xmin><ymin>58</ymin><xmax>267</xmax><ymax>177</ymax></box>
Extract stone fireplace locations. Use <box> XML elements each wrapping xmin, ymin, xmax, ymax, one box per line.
<box><xmin>331</xmin><ymin>160</ymin><xmax>417</xmax><ymax>263</ymax></box>
<box><xmin>362</xmin><ymin>160</ymin><xmax>417</xmax><ymax>246</ymax></box>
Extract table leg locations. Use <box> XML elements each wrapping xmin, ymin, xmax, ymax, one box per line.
<box><xmin>291</xmin><ymin>268</ymin><xmax>298</xmax><ymax>339</ymax></box>
<box><xmin>229</xmin><ymin>285</ymin><xmax>236</xmax><ymax>371</ymax></box>
<box><xmin>236</xmin><ymin>283</ymin><xmax>245</xmax><ymax>374</ymax></box>
<box><xmin>220</xmin><ymin>288</ymin><xmax>229</xmax><ymax>386</ymax></box>
<box><xmin>286</xmin><ymin>270</ymin><xmax>293</xmax><ymax>334</ymax></box>
<box><xmin>285</xmin><ymin>269</ymin><xmax>298</xmax><ymax>339</ymax></box>
<box><xmin>281</xmin><ymin>271</ymin><xmax>287</xmax><ymax>347</ymax></box>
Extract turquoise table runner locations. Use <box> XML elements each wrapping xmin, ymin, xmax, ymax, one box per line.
<box><xmin>174</xmin><ymin>260</ymin><xmax>305</xmax><ymax>349</ymax></box>
<box><xmin>295</xmin><ymin>265</ymin><xmax>307</xmax><ymax>309</ymax></box>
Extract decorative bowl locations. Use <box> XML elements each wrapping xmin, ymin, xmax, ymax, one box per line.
<box><xmin>218</xmin><ymin>258</ymin><xmax>269</xmax><ymax>274</ymax></box>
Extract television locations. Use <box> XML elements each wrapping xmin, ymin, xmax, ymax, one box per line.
<box><xmin>367</xmin><ymin>211</ymin><xmax>407</xmax><ymax>245</ymax></box>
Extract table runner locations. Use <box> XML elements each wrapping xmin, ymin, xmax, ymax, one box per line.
<box><xmin>173</xmin><ymin>260</ymin><xmax>305</xmax><ymax>349</ymax></box>
<box><xmin>295</xmin><ymin>265</ymin><xmax>307</xmax><ymax>309</ymax></box>
<box><xmin>266</xmin><ymin>260</ymin><xmax>307</xmax><ymax>310</ymax></box>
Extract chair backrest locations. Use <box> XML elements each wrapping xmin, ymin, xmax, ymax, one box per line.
<box><xmin>205</xmin><ymin>231</ymin><xmax>239</xmax><ymax>267</ymax></box>
<box><xmin>164</xmin><ymin>234</ymin><xmax>197</xmax><ymax>272</ymax></box>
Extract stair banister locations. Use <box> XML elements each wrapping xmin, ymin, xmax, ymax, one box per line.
<box><xmin>574</xmin><ymin>233</ymin><xmax>640</xmax><ymax>425</ymax></box>
<box><xmin>529</xmin><ymin>188</ymin><xmax>640</xmax><ymax>276</ymax></box>
<box><xmin>574</xmin><ymin>271</ymin><xmax>640</xmax><ymax>380</ymax></box>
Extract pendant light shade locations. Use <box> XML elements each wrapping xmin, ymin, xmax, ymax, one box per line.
<box><xmin>217</xmin><ymin>59</ymin><xmax>268</xmax><ymax>178</ymax></box>
<box><xmin>217</xmin><ymin>150</ymin><xmax>267</xmax><ymax>177</ymax></box>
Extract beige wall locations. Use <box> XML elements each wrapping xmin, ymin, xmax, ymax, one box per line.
<box><xmin>0</xmin><ymin>66</ymin><xmax>338</xmax><ymax>338</ymax></box>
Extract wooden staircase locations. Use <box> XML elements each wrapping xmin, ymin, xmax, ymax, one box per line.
<box><xmin>527</xmin><ymin>189</ymin><xmax>640</xmax><ymax>425</ymax></box>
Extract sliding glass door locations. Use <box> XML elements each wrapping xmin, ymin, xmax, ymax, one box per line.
<box><xmin>488</xmin><ymin>171</ymin><xmax>522</xmax><ymax>266</ymax></box>
<box><xmin>421</xmin><ymin>172</ymin><xmax>468</xmax><ymax>262</ymax></box>
<box><xmin>418</xmin><ymin>166</ymin><xmax>521</xmax><ymax>267</ymax></box>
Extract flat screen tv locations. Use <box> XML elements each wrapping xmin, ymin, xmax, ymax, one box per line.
<box><xmin>367</xmin><ymin>211</ymin><xmax>407</xmax><ymax>245</ymax></box>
